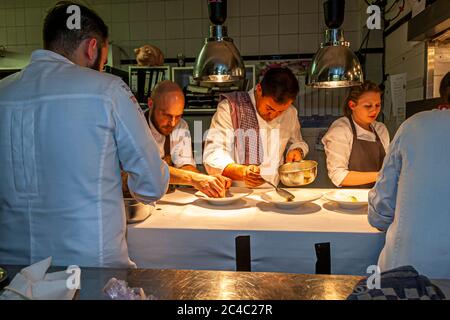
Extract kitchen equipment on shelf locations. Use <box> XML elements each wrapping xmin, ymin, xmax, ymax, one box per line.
<box><xmin>278</xmin><ymin>160</ymin><xmax>318</xmax><ymax>187</ymax></box>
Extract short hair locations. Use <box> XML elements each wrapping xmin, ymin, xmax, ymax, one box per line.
<box><xmin>43</xmin><ymin>1</ymin><xmax>109</xmax><ymax>56</ymax></box>
<box><xmin>344</xmin><ymin>81</ymin><xmax>382</xmax><ymax>117</ymax></box>
<box><xmin>260</xmin><ymin>67</ymin><xmax>299</xmax><ymax>104</ymax></box>
<box><xmin>439</xmin><ymin>72</ymin><xmax>450</xmax><ymax>103</ymax></box>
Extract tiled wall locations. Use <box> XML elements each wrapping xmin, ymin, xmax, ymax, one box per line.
<box><xmin>0</xmin><ymin>0</ymin><xmax>363</xmax><ymax>60</ymax></box>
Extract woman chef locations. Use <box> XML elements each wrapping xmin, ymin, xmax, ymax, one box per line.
<box><xmin>322</xmin><ymin>81</ymin><xmax>390</xmax><ymax>188</ymax></box>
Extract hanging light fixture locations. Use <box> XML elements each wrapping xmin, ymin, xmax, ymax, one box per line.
<box><xmin>307</xmin><ymin>0</ymin><xmax>364</xmax><ymax>88</ymax></box>
<box><xmin>193</xmin><ymin>0</ymin><xmax>245</xmax><ymax>84</ymax></box>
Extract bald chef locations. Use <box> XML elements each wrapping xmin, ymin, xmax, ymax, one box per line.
<box><xmin>148</xmin><ymin>81</ymin><xmax>231</xmax><ymax>198</ymax></box>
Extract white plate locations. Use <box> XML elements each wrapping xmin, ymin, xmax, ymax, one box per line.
<box><xmin>323</xmin><ymin>190</ymin><xmax>369</xmax><ymax>209</ymax></box>
<box><xmin>261</xmin><ymin>189</ymin><xmax>323</xmax><ymax>209</ymax></box>
<box><xmin>195</xmin><ymin>187</ymin><xmax>253</xmax><ymax>206</ymax></box>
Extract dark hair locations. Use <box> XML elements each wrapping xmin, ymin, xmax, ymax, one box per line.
<box><xmin>344</xmin><ymin>81</ymin><xmax>382</xmax><ymax>117</ymax></box>
<box><xmin>43</xmin><ymin>1</ymin><xmax>109</xmax><ymax>56</ymax></box>
<box><xmin>439</xmin><ymin>72</ymin><xmax>450</xmax><ymax>104</ymax></box>
<box><xmin>260</xmin><ymin>67</ymin><xmax>299</xmax><ymax>104</ymax></box>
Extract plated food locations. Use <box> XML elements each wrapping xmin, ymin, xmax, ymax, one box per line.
<box><xmin>195</xmin><ymin>187</ymin><xmax>253</xmax><ymax>206</ymax></box>
<box><xmin>261</xmin><ymin>189</ymin><xmax>323</xmax><ymax>209</ymax></box>
<box><xmin>323</xmin><ymin>190</ymin><xmax>369</xmax><ymax>209</ymax></box>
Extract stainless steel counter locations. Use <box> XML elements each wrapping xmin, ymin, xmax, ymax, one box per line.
<box><xmin>1</xmin><ymin>266</ymin><xmax>363</xmax><ymax>300</ymax></box>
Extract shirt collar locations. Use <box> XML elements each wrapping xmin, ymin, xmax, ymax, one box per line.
<box><xmin>30</xmin><ymin>49</ymin><xmax>75</xmax><ymax>65</ymax></box>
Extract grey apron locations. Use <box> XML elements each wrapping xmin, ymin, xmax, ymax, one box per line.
<box><xmin>347</xmin><ymin>116</ymin><xmax>386</xmax><ymax>189</ymax></box>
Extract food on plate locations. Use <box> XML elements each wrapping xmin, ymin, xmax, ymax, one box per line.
<box><xmin>348</xmin><ymin>195</ymin><xmax>358</xmax><ymax>202</ymax></box>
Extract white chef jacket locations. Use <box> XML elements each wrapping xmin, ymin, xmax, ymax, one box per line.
<box><xmin>148</xmin><ymin>115</ymin><xmax>197</xmax><ymax>168</ymax></box>
<box><xmin>368</xmin><ymin>109</ymin><xmax>450</xmax><ymax>279</ymax></box>
<box><xmin>203</xmin><ymin>89</ymin><xmax>309</xmax><ymax>183</ymax></box>
<box><xmin>322</xmin><ymin>117</ymin><xmax>390</xmax><ymax>187</ymax></box>
<box><xmin>0</xmin><ymin>50</ymin><xmax>169</xmax><ymax>268</ymax></box>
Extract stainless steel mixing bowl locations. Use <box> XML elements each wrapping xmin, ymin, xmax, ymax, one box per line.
<box><xmin>124</xmin><ymin>198</ymin><xmax>154</xmax><ymax>224</ymax></box>
<box><xmin>278</xmin><ymin>160</ymin><xmax>318</xmax><ymax>187</ymax></box>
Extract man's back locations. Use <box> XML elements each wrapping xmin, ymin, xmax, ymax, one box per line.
<box><xmin>370</xmin><ymin>109</ymin><xmax>450</xmax><ymax>278</ymax></box>
<box><xmin>0</xmin><ymin>50</ymin><xmax>168</xmax><ymax>267</ymax></box>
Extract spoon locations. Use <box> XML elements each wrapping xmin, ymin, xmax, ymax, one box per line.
<box><xmin>264</xmin><ymin>179</ymin><xmax>295</xmax><ymax>202</ymax></box>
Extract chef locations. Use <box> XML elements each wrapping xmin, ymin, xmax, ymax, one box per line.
<box><xmin>147</xmin><ymin>80</ymin><xmax>231</xmax><ymax>198</ymax></box>
<box><xmin>203</xmin><ymin>67</ymin><xmax>309</xmax><ymax>188</ymax></box>
<box><xmin>0</xmin><ymin>2</ymin><xmax>168</xmax><ymax>268</ymax></box>
<box><xmin>321</xmin><ymin>81</ymin><xmax>390</xmax><ymax>188</ymax></box>
<box><xmin>368</xmin><ymin>72</ymin><xmax>450</xmax><ymax>279</ymax></box>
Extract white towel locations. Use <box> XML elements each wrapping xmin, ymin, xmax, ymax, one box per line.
<box><xmin>0</xmin><ymin>257</ymin><xmax>78</xmax><ymax>300</ymax></box>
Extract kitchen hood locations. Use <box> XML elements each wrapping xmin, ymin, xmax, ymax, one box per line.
<box><xmin>193</xmin><ymin>0</ymin><xmax>245</xmax><ymax>85</ymax></box>
<box><xmin>408</xmin><ymin>0</ymin><xmax>450</xmax><ymax>42</ymax></box>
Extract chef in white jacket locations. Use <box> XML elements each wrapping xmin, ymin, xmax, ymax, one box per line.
<box><xmin>203</xmin><ymin>68</ymin><xmax>309</xmax><ymax>187</ymax></box>
<box><xmin>368</xmin><ymin>72</ymin><xmax>450</xmax><ymax>279</ymax></box>
<box><xmin>0</xmin><ymin>3</ymin><xmax>169</xmax><ymax>268</ymax></box>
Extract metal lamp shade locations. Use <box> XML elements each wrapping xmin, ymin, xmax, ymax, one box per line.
<box><xmin>307</xmin><ymin>29</ymin><xmax>364</xmax><ymax>88</ymax></box>
<box><xmin>193</xmin><ymin>26</ymin><xmax>245</xmax><ymax>84</ymax></box>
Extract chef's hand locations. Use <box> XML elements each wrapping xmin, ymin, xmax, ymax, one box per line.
<box><xmin>243</xmin><ymin>165</ymin><xmax>265</xmax><ymax>188</ymax></box>
<box><xmin>192</xmin><ymin>174</ymin><xmax>232</xmax><ymax>198</ymax></box>
<box><xmin>286</xmin><ymin>148</ymin><xmax>303</xmax><ymax>163</ymax></box>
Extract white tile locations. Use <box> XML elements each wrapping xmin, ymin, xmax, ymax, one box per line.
<box><xmin>184</xmin><ymin>37</ymin><xmax>203</xmax><ymax>57</ymax></box>
<box><xmin>129</xmin><ymin>2</ymin><xmax>148</xmax><ymax>22</ymax></box>
<box><xmin>111</xmin><ymin>3</ymin><xmax>129</xmax><ymax>22</ymax></box>
<box><xmin>130</xmin><ymin>21</ymin><xmax>148</xmax><ymax>41</ymax></box>
<box><xmin>240</xmin><ymin>36</ymin><xmax>259</xmax><ymax>55</ymax></box>
<box><xmin>147</xmin><ymin>1</ymin><xmax>165</xmax><ymax>21</ymax></box>
<box><xmin>15</xmin><ymin>8</ymin><xmax>25</xmax><ymax>26</ymax></box>
<box><xmin>183</xmin><ymin>19</ymin><xmax>203</xmax><ymax>38</ymax></box>
<box><xmin>300</xmin><ymin>13</ymin><xmax>319</xmax><ymax>34</ymax></box>
<box><xmin>165</xmin><ymin>20</ymin><xmax>184</xmax><ymax>39</ymax></box>
<box><xmin>279</xmin><ymin>34</ymin><xmax>298</xmax><ymax>54</ymax></box>
<box><xmin>226</xmin><ymin>17</ymin><xmax>241</xmax><ymax>37</ymax></box>
<box><xmin>343</xmin><ymin>11</ymin><xmax>360</xmax><ymax>32</ymax></box>
<box><xmin>259</xmin><ymin>0</ymin><xmax>278</xmax><ymax>16</ymax></box>
<box><xmin>259</xmin><ymin>15</ymin><xmax>278</xmax><ymax>36</ymax></box>
<box><xmin>166</xmin><ymin>39</ymin><xmax>184</xmax><ymax>58</ymax></box>
<box><xmin>259</xmin><ymin>35</ymin><xmax>278</xmax><ymax>55</ymax></box>
<box><xmin>24</xmin><ymin>7</ymin><xmax>41</xmax><ymax>26</ymax></box>
<box><xmin>241</xmin><ymin>0</ymin><xmax>259</xmax><ymax>17</ymax></box>
<box><xmin>299</xmin><ymin>33</ymin><xmax>319</xmax><ymax>53</ymax></box>
<box><xmin>241</xmin><ymin>16</ymin><xmax>259</xmax><ymax>36</ymax></box>
<box><xmin>0</xmin><ymin>28</ymin><xmax>6</xmax><ymax>43</ymax></box>
<box><xmin>110</xmin><ymin>22</ymin><xmax>130</xmax><ymax>41</ymax></box>
<box><xmin>279</xmin><ymin>0</ymin><xmax>298</xmax><ymax>15</ymax></box>
<box><xmin>25</xmin><ymin>25</ymin><xmax>41</xmax><ymax>45</ymax></box>
<box><xmin>183</xmin><ymin>0</ymin><xmax>202</xmax><ymax>19</ymax></box>
<box><xmin>300</xmin><ymin>0</ymin><xmax>319</xmax><ymax>14</ymax></box>
<box><xmin>228</xmin><ymin>0</ymin><xmax>240</xmax><ymax>17</ymax></box>
<box><xmin>15</xmin><ymin>26</ymin><xmax>25</xmax><ymax>44</ymax></box>
<box><xmin>7</xmin><ymin>28</ymin><xmax>17</xmax><ymax>45</ymax></box>
<box><xmin>92</xmin><ymin>4</ymin><xmax>111</xmax><ymax>22</ymax></box>
<box><xmin>148</xmin><ymin>20</ymin><xmax>166</xmax><ymax>40</ymax></box>
<box><xmin>279</xmin><ymin>14</ymin><xmax>299</xmax><ymax>35</ymax></box>
<box><xmin>165</xmin><ymin>1</ymin><xmax>183</xmax><ymax>20</ymax></box>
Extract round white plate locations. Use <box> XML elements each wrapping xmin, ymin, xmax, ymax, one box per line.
<box><xmin>323</xmin><ymin>190</ymin><xmax>369</xmax><ymax>209</ymax></box>
<box><xmin>195</xmin><ymin>187</ymin><xmax>253</xmax><ymax>206</ymax></box>
<box><xmin>261</xmin><ymin>189</ymin><xmax>323</xmax><ymax>210</ymax></box>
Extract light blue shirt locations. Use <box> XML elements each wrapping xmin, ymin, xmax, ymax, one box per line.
<box><xmin>368</xmin><ymin>109</ymin><xmax>450</xmax><ymax>279</ymax></box>
<box><xmin>0</xmin><ymin>50</ymin><xmax>169</xmax><ymax>268</ymax></box>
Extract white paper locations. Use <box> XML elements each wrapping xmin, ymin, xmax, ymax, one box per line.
<box><xmin>390</xmin><ymin>73</ymin><xmax>407</xmax><ymax>126</ymax></box>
